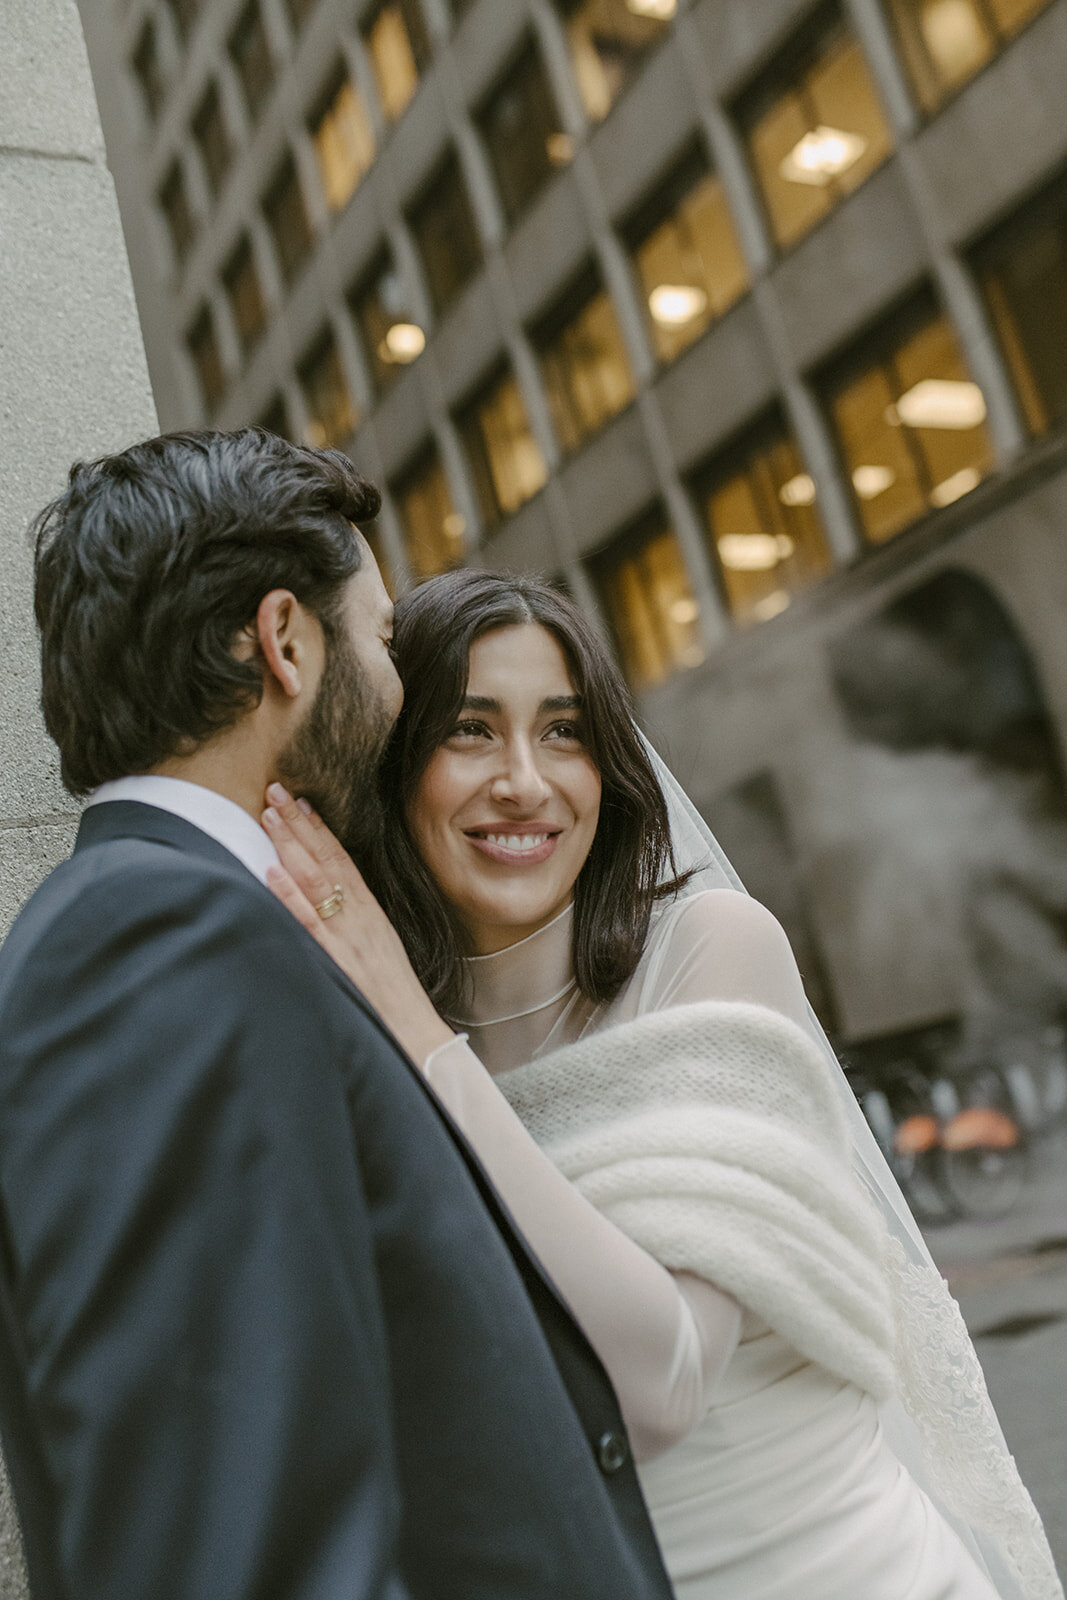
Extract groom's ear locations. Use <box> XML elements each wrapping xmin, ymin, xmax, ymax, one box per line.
<box><xmin>250</xmin><ymin>589</ymin><xmax>316</xmax><ymax>700</ymax></box>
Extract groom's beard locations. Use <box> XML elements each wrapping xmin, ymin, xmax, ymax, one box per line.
<box><xmin>276</xmin><ymin>628</ymin><xmax>394</xmax><ymax>856</ymax></box>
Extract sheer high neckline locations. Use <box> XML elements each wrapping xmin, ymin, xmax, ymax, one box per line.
<box><xmin>456</xmin><ymin>902</ymin><xmax>577</xmax><ymax>1027</ymax></box>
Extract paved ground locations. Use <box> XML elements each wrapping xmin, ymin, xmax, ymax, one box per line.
<box><xmin>924</xmin><ymin>1129</ymin><xmax>1067</xmax><ymax>1582</ymax></box>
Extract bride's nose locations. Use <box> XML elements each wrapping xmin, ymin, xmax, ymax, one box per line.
<box><xmin>489</xmin><ymin>738</ymin><xmax>552</xmax><ymax>810</ymax></box>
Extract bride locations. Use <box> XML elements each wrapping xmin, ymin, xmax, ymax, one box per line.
<box><xmin>261</xmin><ymin>568</ymin><xmax>1061</xmax><ymax>1600</ymax></box>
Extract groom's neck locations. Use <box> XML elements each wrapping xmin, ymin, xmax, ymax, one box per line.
<box><xmin>150</xmin><ymin>714</ymin><xmax>279</xmax><ymax>824</ymax></box>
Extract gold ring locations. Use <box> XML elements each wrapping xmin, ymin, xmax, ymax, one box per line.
<box><xmin>314</xmin><ymin>885</ymin><xmax>344</xmax><ymax>920</ymax></box>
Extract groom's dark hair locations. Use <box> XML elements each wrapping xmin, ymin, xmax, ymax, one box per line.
<box><xmin>368</xmin><ymin>569</ymin><xmax>689</xmax><ymax>1018</ymax></box>
<box><xmin>32</xmin><ymin>428</ymin><xmax>380</xmax><ymax>797</ymax></box>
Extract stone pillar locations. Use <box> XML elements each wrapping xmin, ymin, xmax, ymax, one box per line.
<box><xmin>0</xmin><ymin>0</ymin><xmax>157</xmax><ymax>1587</ymax></box>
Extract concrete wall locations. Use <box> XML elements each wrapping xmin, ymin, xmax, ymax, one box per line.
<box><xmin>0</xmin><ymin>0</ymin><xmax>158</xmax><ymax>1586</ymax></box>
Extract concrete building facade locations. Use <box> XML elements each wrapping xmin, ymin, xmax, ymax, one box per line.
<box><xmin>79</xmin><ymin>0</ymin><xmax>1067</xmax><ymax>1051</ymax></box>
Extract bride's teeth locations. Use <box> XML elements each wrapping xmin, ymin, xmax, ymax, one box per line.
<box><xmin>483</xmin><ymin>832</ymin><xmax>549</xmax><ymax>851</ymax></box>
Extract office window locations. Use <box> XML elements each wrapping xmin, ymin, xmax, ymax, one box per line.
<box><xmin>187</xmin><ymin>307</ymin><xmax>225</xmax><ymax>410</ymax></box>
<box><xmin>299</xmin><ymin>330</ymin><xmax>358</xmax><ymax>449</ymax></box>
<box><xmin>258</xmin><ymin>394</ymin><xmax>291</xmax><ymax>437</ymax></box>
<box><xmin>534</xmin><ymin>268</ymin><xmax>636</xmax><ymax>455</ymax></box>
<box><xmin>349</xmin><ymin>251</ymin><xmax>425</xmax><ymax>394</ymax></box>
<box><xmin>589</xmin><ymin>512</ymin><xmax>703</xmax><ymax>691</ymax></box>
<box><xmin>131</xmin><ymin>21</ymin><xmax>164</xmax><ymax>119</ymax></box>
<box><xmin>407</xmin><ymin>152</ymin><xmax>483</xmax><ymax>315</ymax></box>
<box><xmin>975</xmin><ymin>174</ymin><xmax>1067</xmax><ymax>439</ymax></box>
<box><xmin>824</xmin><ymin>297</ymin><xmax>994</xmax><ymax>544</ymax></box>
<box><xmin>458</xmin><ymin>366</ymin><xmax>548</xmax><ymax>527</ymax></box>
<box><xmin>364</xmin><ymin>1</ymin><xmax>430</xmax><ymax>124</ymax></box>
<box><xmin>310</xmin><ymin>68</ymin><xmax>376</xmax><ymax>214</ymax></box>
<box><xmin>478</xmin><ymin>42</ymin><xmax>568</xmax><ymax>224</ymax></box>
<box><xmin>159</xmin><ymin>162</ymin><xmax>196</xmax><ymax>263</ymax></box>
<box><xmin>229</xmin><ymin>1</ymin><xmax>274</xmax><ymax>121</ymax></box>
<box><xmin>558</xmin><ymin>0</ymin><xmax>673</xmax><ymax>124</ymax></box>
<box><xmin>886</xmin><ymin>0</ymin><xmax>1051</xmax><ymax>112</ymax></box>
<box><xmin>738</xmin><ymin>5</ymin><xmax>893</xmax><ymax>253</ymax></box>
<box><xmin>192</xmin><ymin>83</ymin><xmax>232</xmax><ymax>199</ymax></box>
<box><xmin>166</xmin><ymin>0</ymin><xmax>201</xmax><ymax>44</ymax></box>
<box><xmin>264</xmin><ymin>154</ymin><xmax>314</xmax><ymax>284</ymax></box>
<box><xmin>392</xmin><ymin>448</ymin><xmax>466</xmax><ymax>578</ymax></box>
<box><xmin>694</xmin><ymin>423</ymin><xmax>834</xmax><ymax>627</ymax></box>
<box><xmin>623</xmin><ymin>144</ymin><xmax>749</xmax><ymax>365</ymax></box>
<box><xmin>223</xmin><ymin>236</ymin><xmax>268</xmax><ymax>355</ymax></box>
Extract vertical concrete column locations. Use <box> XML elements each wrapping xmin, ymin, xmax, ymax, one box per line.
<box><xmin>0</xmin><ymin>0</ymin><xmax>158</xmax><ymax>1570</ymax></box>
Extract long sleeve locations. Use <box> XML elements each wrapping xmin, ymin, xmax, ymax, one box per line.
<box><xmin>424</xmin><ymin>1033</ymin><xmax>741</xmax><ymax>1461</ymax></box>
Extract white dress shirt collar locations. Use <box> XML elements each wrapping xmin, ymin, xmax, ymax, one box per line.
<box><xmin>87</xmin><ymin>775</ymin><xmax>280</xmax><ymax>885</ymax></box>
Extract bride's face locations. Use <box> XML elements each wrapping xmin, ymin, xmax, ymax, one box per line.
<box><xmin>408</xmin><ymin>623</ymin><xmax>602</xmax><ymax>955</ymax></box>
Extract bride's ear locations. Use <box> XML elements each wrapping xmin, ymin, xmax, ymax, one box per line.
<box><xmin>250</xmin><ymin>589</ymin><xmax>315</xmax><ymax>699</ymax></box>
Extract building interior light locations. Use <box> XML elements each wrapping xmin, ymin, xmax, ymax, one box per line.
<box><xmin>648</xmin><ymin>284</ymin><xmax>708</xmax><ymax>326</ymax></box>
<box><xmin>779</xmin><ymin>125</ymin><xmax>868</xmax><ymax>187</ymax></box>
<box><xmin>379</xmin><ymin>321</ymin><xmax>425</xmax><ymax>363</ymax></box>
<box><xmin>888</xmin><ymin>379</ymin><xmax>987</xmax><ymax>429</ymax></box>
<box><xmin>852</xmin><ymin>463</ymin><xmax>895</xmax><ymax>499</ymax></box>
<box><xmin>442</xmin><ymin>511</ymin><xmax>467</xmax><ymax>544</ymax></box>
<box><xmin>752</xmin><ymin>589</ymin><xmax>791</xmax><ymax>621</ymax></box>
<box><xmin>626</xmin><ymin>0</ymin><xmax>677</xmax><ymax>17</ymax></box>
<box><xmin>718</xmin><ymin>532</ymin><xmax>793</xmax><ymax>571</ymax></box>
<box><xmin>921</xmin><ymin>0</ymin><xmax>989</xmax><ymax>77</ymax></box>
<box><xmin>546</xmin><ymin>132</ymin><xmax>574</xmax><ymax>166</ymax></box>
<box><xmin>930</xmin><ymin>465</ymin><xmax>981</xmax><ymax>507</ymax></box>
<box><xmin>778</xmin><ymin>472</ymin><xmax>816</xmax><ymax>507</ymax></box>
<box><xmin>669</xmin><ymin>596</ymin><xmax>699</xmax><ymax>625</ymax></box>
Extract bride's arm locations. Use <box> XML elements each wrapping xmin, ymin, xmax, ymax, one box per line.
<box><xmin>261</xmin><ymin>791</ymin><xmax>741</xmax><ymax>1462</ymax></box>
<box><xmin>648</xmin><ymin>888</ymin><xmax>812</xmax><ymax>1027</ymax></box>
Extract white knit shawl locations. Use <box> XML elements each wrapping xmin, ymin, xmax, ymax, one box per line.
<box><xmin>495</xmin><ymin>998</ymin><xmax>897</xmax><ymax>1400</ymax></box>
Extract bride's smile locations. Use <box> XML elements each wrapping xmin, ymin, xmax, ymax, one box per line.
<box><xmin>406</xmin><ymin>622</ymin><xmax>601</xmax><ymax>955</ymax></box>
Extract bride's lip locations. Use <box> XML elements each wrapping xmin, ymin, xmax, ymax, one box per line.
<box><xmin>464</xmin><ymin>827</ymin><xmax>562</xmax><ymax>866</ymax></box>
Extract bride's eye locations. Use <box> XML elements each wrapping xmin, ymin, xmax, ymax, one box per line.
<box><xmin>545</xmin><ymin>720</ymin><xmax>583</xmax><ymax>743</ymax></box>
<box><xmin>448</xmin><ymin>719</ymin><xmax>491</xmax><ymax>740</ymax></box>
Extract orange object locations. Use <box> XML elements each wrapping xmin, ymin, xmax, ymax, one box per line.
<box><xmin>941</xmin><ymin>1107</ymin><xmax>1020</xmax><ymax>1151</ymax></box>
<box><xmin>894</xmin><ymin>1113</ymin><xmax>941</xmax><ymax>1156</ymax></box>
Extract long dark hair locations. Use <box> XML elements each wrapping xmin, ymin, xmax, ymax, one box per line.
<box><xmin>367</xmin><ymin>569</ymin><xmax>686</xmax><ymax>1020</ymax></box>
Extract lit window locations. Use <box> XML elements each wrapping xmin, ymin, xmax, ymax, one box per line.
<box><xmin>166</xmin><ymin>0</ymin><xmax>200</xmax><ymax>45</ymax></box>
<box><xmin>229</xmin><ymin>1</ymin><xmax>274</xmax><ymax>121</ymax></box>
<box><xmin>478</xmin><ymin>42</ymin><xmax>568</xmax><ymax>223</ymax></box>
<box><xmin>406</xmin><ymin>151</ymin><xmax>483</xmax><ymax>314</ymax></box>
<box><xmin>299</xmin><ymin>330</ymin><xmax>358</xmax><ymax>449</ymax></box>
<box><xmin>187</xmin><ymin>306</ymin><xmax>225</xmax><ymax>410</ymax></box>
<box><xmin>457</xmin><ymin>366</ymin><xmax>548</xmax><ymax>527</ymax></box>
<box><xmin>533</xmin><ymin>267</ymin><xmax>636</xmax><ymax>454</ymax></box>
<box><xmin>223</xmin><ymin>236</ymin><xmax>268</xmax><ymax>355</ymax></box>
<box><xmin>738</xmin><ymin>6</ymin><xmax>893</xmax><ymax>252</ymax></box>
<box><xmin>694</xmin><ymin>422</ymin><xmax>834</xmax><ymax>626</ymax></box>
<box><xmin>975</xmin><ymin>173</ymin><xmax>1067</xmax><ymax>439</ymax></box>
<box><xmin>258</xmin><ymin>395</ymin><xmax>290</xmax><ymax>438</ymax></box>
<box><xmin>364</xmin><ymin>1</ymin><xmax>430</xmax><ymax>124</ymax></box>
<box><xmin>131</xmin><ymin>21</ymin><xmax>164</xmax><ymax>119</ymax></box>
<box><xmin>589</xmin><ymin>511</ymin><xmax>703</xmax><ymax>690</ymax></box>
<box><xmin>310</xmin><ymin>69</ymin><xmax>376</xmax><ymax>214</ymax></box>
<box><xmin>192</xmin><ymin>83</ymin><xmax>232</xmax><ymax>199</ymax></box>
<box><xmin>557</xmin><ymin>0</ymin><xmax>674</xmax><ymax>124</ymax></box>
<box><xmin>823</xmin><ymin>296</ymin><xmax>994</xmax><ymax>544</ymax></box>
<box><xmin>159</xmin><ymin>162</ymin><xmax>196</xmax><ymax>263</ymax></box>
<box><xmin>349</xmin><ymin>251</ymin><xmax>425</xmax><ymax>395</ymax></box>
<box><xmin>623</xmin><ymin>143</ymin><xmax>749</xmax><ymax>365</ymax></box>
<box><xmin>392</xmin><ymin>448</ymin><xmax>467</xmax><ymax>578</ymax></box>
<box><xmin>886</xmin><ymin>0</ymin><xmax>1051</xmax><ymax>112</ymax></box>
<box><xmin>263</xmin><ymin>154</ymin><xmax>314</xmax><ymax>284</ymax></box>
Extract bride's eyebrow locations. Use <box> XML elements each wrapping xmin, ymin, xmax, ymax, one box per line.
<box><xmin>541</xmin><ymin>696</ymin><xmax>581</xmax><ymax>713</ymax></box>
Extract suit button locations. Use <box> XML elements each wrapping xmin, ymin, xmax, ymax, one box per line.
<box><xmin>597</xmin><ymin>1429</ymin><xmax>629</xmax><ymax>1474</ymax></box>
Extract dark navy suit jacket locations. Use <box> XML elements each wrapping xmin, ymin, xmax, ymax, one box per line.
<box><xmin>0</xmin><ymin>802</ymin><xmax>674</xmax><ymax>1600</ymax></box>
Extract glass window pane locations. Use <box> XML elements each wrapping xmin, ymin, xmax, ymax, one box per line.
<box><xmin>393</xmin><ymin>450</ymin><xmax>466</xmax><ymax>578</ymax></box>
<box><xmin>299</xmin><ymin>331</ymin><xmax>357</xmax><ymax>448</ymax></box>
<box><xmin>192</xmin><ymin>83</ymin><xmax>231</xmax><ymax>198</ymax></box>
<box><xmin>988</xmin><ymin>0</ymin><xmax>1051</xmax><ymax>36</ymax></box>
<box><xmin>978</xmin><ymin>194</ymin><xmax>1067</xmax><ymax>437</ymax></box>
<box><xmin>349</xmin><ymin>252</ymin><xmax>425</xmax><ymax>395</ymax></box>
<box><xmin>807</xmin><ymin>35</ymin><xmax>893</xmax><ymax>200</ymax></box>
<box><xmin>459</xmin><ymin>368</ymin><xmax>547</xmax><ymax>526</ymax></box>
<box><xmin>230</xmin><ymin>2</ymin><xmax>274</xmax><ymax>120</ymax></box>
<box><xmin>478</xmin><ymin>43</ymin><xmax>566</xmax><ymax>223</ymax></box>
<box><xmin>632</xmin><ymin>165</ymin><xmax>749</xmax><ymax>364</ymax></box>
<box><xmin>187</xmin><ymin>307</ymin><xmax>225</xmax><ymax>409</ymax></box>
<box><xmin>310</xmin><ymin>71</ymin><xmax>376</xmax><ymax>214</ymax></box>
<box><xmin>830</xmin><ymin>363</ymin><xmax>926</xmax><ymax>543</ymax></box>
<box><xmin>558</xmin><ymin>0</ymin><xmax>671</xmax><ymax>123</ymax></box>
<box><xmin>537</xmin><ymin>277</ymin><xmax>635</xmax><ymax>454</ymax></box>
<box><xmin>159</xmin><ymin>162</ymin><xmax>196</xmax><ymax>263</ymax></box>
<box><xmin>407</xmin><ymin>152</ymin><xmax>483</xmax><ymax>314</ymax></box>
<box><xmin>590</xmin><ymin>517</ymin><xmax>703</xmax><ymax>691</ymax></box>
<box><xmin>223</xmin><ymin>236</ymin><xmax>268</xmax><ymax>354</ymax></box>
<box><xmin>365</xmin><ymin>2</ymin><xmax>428</xmax><ymax>123</ymax></box>
<box><xmin>263</xmin><ymin>154</ymin><xmax>314</xmax><ymax>283</ymax></box>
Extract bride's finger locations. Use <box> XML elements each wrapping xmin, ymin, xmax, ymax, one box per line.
<box><xmin>266</xmin><ymin>785</ymin><xmax>373</xmax><ymax>902</ymax></box>
<box><xmin>262</xmin><ymin>805</ymin><xmax>340</xmax><ymax>911</ymax></box>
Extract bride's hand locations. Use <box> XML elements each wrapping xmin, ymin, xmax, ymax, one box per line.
<box><xmin>261</xmin><ymin>784</ymin><xmax>455</xmax><ymax>1067</ymax></box>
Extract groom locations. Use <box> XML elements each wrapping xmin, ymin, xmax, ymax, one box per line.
<box><xmin>0</xmin><ymin>430</ymin><xmax>673</xmax><ymax>1600</ymax></box>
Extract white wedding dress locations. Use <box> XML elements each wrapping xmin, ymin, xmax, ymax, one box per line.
<box><xmin>424</xmin><ymin>893</ymin><xmax>1016</xmax><ymax>1600</ymax></box>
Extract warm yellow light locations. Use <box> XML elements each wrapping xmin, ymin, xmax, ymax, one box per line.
<box><xmin>778</xmin><ymin>473</ymin><xmax>816</xmax><ymax>507</ymax></box>
<box><xmin>779</xmin><ymin>125</ymin><xmax>867</xmax><ymax>187</ymax></box>
<box><xmin>442</xmin><ymin>511</ymin><xmax>467</xmax><ymax>545</ymax></box>
<box><xmin>718</xmin><ymin>533</ymin><xmax>782</xmax><ymax>571</ymax></box>
<box><xmin>669</xmin><ymin>597</ymin><xmax>699</xmax><ymax>625</ymax></box>
<box><xmin>626</xmin><ymin>0</ymin><xmax>676</xmax><ymax>17</ymax></box>
<box><xmin>930</xmin><ymin>465</ymin><xmax>981</xmax><ymax>506</ymax></box>
<box><xmin>379</xmin><ymin>322</ymin><xmax>425</xmax><ymax>363</ymax></box>
<box><xmin>648</xmin><ymin>284</ymin><xmax>708</xmax><ymax>326</ymax></box>
<box><xmin>546</xmin><ymin>132</ymin><xmax>574</xmax><ymax>166</ymax></box>
<box><xmin>889</xmin><ymin>379</ymin><xmax>986</xmax><ymax>429</ymax></box>
<box><xmin>852</xmin><ymin>463</ymin><xmax>895</xmax><ymax>499</ymax></box>
<box><xmin>752</xmin><ymin>589</ymin><xmax>791</xmax><ymax>621</ymax></box>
